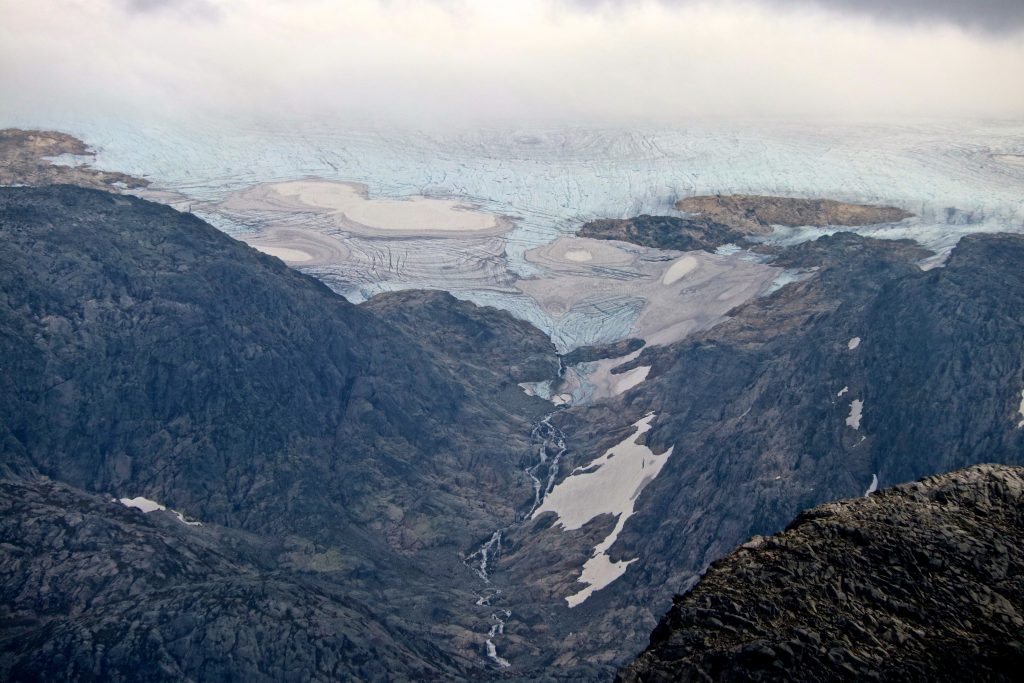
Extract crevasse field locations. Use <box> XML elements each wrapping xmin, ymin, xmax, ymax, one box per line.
<box><xmin>15</xmin><ymin>115</ymin><xmax>1024</xmax><ymax>353</ymax></box>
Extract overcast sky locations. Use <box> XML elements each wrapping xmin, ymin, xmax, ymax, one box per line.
<box><xmin>2</xmin><ymin>0</ymin><xmax>1022</xmax><ymax>128</ymax></box>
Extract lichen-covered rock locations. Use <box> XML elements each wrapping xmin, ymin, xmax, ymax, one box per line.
<box><xmin>619</xmin><ymin>464</ymin><xmax>1024</xmax><ymax>682</ymax></box>
<box><xmin>675</xmin><ymin>195</ymin><xmax>913</xmax><ymax>232</ymax></box>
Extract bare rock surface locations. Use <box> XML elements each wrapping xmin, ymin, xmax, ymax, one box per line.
<box><xmin>0</xmin><ymin>129</ymin><xmax>148</xmax><ymax>191</ymax></box>
<box><xmin>676</xmin><ymin>195</ymin><xmax>913</xmax><ymax>233</ymax></box>
<box><xmin>577</xmin><ymin>214</ymin><xmax>751</xmax><ymax>252</ymax></box>
<box><xmin>0</xmin><ymin>477</ymin><xmax>473</xmax><ymax>682</ymax></box>
<box><xmin>619</xmin><ymin>464</ymin><xmax>1024</xmax><ymax>682</ymax></box>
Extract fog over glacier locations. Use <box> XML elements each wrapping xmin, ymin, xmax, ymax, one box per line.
<box><xmin>2</xmin><ymin>0</ymin><xmax>1022</xmax><ymax>351</ymax></box>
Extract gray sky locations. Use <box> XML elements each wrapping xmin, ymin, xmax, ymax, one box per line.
<box><xmin>2</xmin><ymin>0</ymin><xmax>1022</xmax><ymax>128</ymax></box>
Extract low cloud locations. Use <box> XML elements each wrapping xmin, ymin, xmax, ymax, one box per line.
<box><xmin>569</xmin><ymin>0</ymin><xmax>1024</xmax><ymax>33</ymax></box>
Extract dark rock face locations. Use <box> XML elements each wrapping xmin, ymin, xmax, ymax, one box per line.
<box><xmin>0</xmin><ymin>478</ymin><xmax>472</xmax><ymax>682</ymax></box>
<box><xmin>676</xmin><ymin>195</ymin><xmax>914</xmax><ymax>232</ymax></box>
<box><xmin>507</xmin><ymin>232</ymin><xmax>1024</xmax><ymax>673</ymax></box>
<box><xmin>363</xmin><ymin>288</ymin><xmax>559</xmax><ymax>408</ymax></box>
<box><xmin>0</xmin><ymin>185</ymin><xmax>552</xmax><ymax>553</ymax></box>
<box><xmin>619</xmin><ymin>464</ymin><xmax>1024</xmax><ymax>682</ymax></box>
<box><xmin>577</xmin><ymin>214</ymin><xmax>751</xmax><ymax>252</ymax></box>
<box><xmin>0</xmin><ymin>185</ymin><xmax>572</xmax><ymax>678</ymax></box>
<box><xmin>561</xmin><ymin>338</ymin><xmax>645</xmax><ymax>367</ymax></box>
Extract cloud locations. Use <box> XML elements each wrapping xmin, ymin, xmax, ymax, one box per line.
<box><xmin>1</xmin><ymin>0</ymin><xmax>1022</xmax><ymax>128</ymax></box>
<box><xmin>118</xmin><ymin>0</ymin><xmax>221</xmax><ymax>20</ymax></box>
<box><xmin>567</xmin><ymin>0</ymin><xmax>1024</xmax><ymax>34</ymax></box>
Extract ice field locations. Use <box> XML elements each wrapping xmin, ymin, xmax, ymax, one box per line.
<box><xmin>9</xmin><ymin>114</ymin><xmax>1024</xmax><ymax>353</ymax></box>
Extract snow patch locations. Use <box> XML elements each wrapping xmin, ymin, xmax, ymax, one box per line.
<box><xmin>119</xmin><ymin>496</ymin><xmax>201</xmax><ymax>526</ymax></box>
<box><xmin>1018</xmin><ymin>389</ymin><xmax>1024</xmax><ymax>429</ymax></box>
<box><xmin>837</xmin><ymin>386</ymin><xmax>849</xmax><ymax>397</ymax></box>
<box><xmin>846</xmin><ymin>399</ymin><xmax>864</xmax><ymax>430</ymax></box>
<box><xmin>847</xmin><ymin>337</ymin><xmax>861</xmax><ymax>350</ymax></box>
<box><xmin>532</xmin><ymin>413</ymin><xmax>673</xmax><ymax>607</ymax></box>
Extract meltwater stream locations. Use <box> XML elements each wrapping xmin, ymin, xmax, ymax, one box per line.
<box><xmin>463</xmin><ymin>410</ymin><xmax>569</xmax><ymax>669</ymax></box>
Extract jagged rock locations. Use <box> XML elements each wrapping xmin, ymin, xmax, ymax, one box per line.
<box><xmin>618</xmin><ymin>465</ymin><xmax>1024</xmax><ymax>682</ymax></box>
<box><xmin>675</xmin><ymin>195</ymin><xmax>913</xmax><ymax>233</ymax></box>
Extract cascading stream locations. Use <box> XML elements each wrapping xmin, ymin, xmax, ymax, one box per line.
<box><xmin>463</xmin><ymin>409</ymin><xmax>568</xmax><ymax>669</ymax></box>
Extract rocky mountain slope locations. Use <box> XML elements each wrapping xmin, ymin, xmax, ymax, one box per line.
<box><xmin>0</xmin><ymin>185</ymin><xmax>557</xmax><ymax>553</ymax></box>
<box><xmin>2</xmin><ymin>177</ymin><xmax>1022</xmax><ymax>679</ymax></box>
<box><xmin>0</xmin><ymin>184</ymin><xmax>566</xmax><ymax>677</ymax></box>
<box><xmin>619</xmin><ymin>464</ymin><xmax>1024</xmax><ymax>682</ymax></box>
<box><xmin>497</xmin><ymin>230</ymin><xmax>1024</xmax><ymax>675</ymax></box>
<box><xmin>0</xmin><ymin>477</ymin><xmax>472</xmax><ymax>682</ymax></box>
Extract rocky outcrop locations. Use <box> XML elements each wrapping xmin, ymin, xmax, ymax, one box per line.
<box><xmin>577</xmin><ymin>214</ymin><xmax>751</xmax><ymax>252</ymax></box>
<box><xmin>0</xmin><ymin>477</ymin><xmax>474</xmax><ymax>682</ymax></box>
<box><xmin>676</xmin><ymin>195</ymin><xmax>913</xmax><ymax>232</ymax></box>
<box><xmin>619</xmin><ymin>464</ymin><xmax>1024</xmax><ymax>682</ymax></box>
<box><xmin>362</xmin><ymin>289</ymin><xmax>559</xmax><ymax>408</ymax></box>
<box><xmin>0</xmin><ymin>129</ymin><xmax>148</xmax><ymax>190</ymax></box>
<box><xmin>561</xmin><ymin>338</ymin><xmax>645</xmax><ymax>367</ymax></box>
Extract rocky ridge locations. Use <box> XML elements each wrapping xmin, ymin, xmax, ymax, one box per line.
<box><xmin>577</xmin><ymin>214</ymin><xmax>752</xmax><ymax>252</ymax></box>
<box><xmin>0</xmin><ymin>129</ymin><xmax>148</xmax><ymax>191</ymax></box>
<box><xmin>619</xmin><ymin>464</ymin><xmax>1024</xmax><ymax>682</ymax></box>
<box><xmin>675</xmin><ymin>195</ymin><xmax>914</xmax><ymax>232</ymax></box>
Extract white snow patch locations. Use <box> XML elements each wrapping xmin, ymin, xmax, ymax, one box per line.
<box><xmin>662</xmin><ymin>255</ymin><xmax>699</xmax><ymax>285</ymax></box>
<box><xmin>120</xmin><ymin>496</ymin><xmax>165</xmax><ymax>514</ymax></box>
<box><xmin>1018</xmin><ymin>389</ymin><xmax>1024</xmax><ymax>428</ymax></box>
<box><xmin>864</xmin><ymin>474</ymin><xmax>879</xmax><ymax>497</ymax></box>
<box><xmin>119</xmin><ymin>496</ymin><xmax>201</xmax><ymax>526</ymax></box>
<box><xmin>847</xmin><ymin>337</ymin><xmax>861</xmax><ymax>350</ymax></box>
<box><xmin>837</xmin><ymin>386</ymin><xmax>849</xmax><ymax>397</ymax></box>
<box><xmin>846</xmin><ymin>399</ymin><xmax>864</xmax><ymax>430</ymax></box>
<box><xmin>532</xmin><ymin>413</ymin><xmax>673</xmax><ymax>607</ymax></box>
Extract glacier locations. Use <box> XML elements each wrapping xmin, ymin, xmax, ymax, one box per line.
<box><xmin>4</xmin><ymin>114</ymin><xmax>1022</xmax><ymax>348</ymax></box>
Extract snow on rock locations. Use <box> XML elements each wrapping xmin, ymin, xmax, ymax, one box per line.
<box><xmin>846</xmin><ymin>399</ymin><xmax>864</xmax><ymax>430</ymax></box>
<box><xmin>119</xmin><ymin>496</ymin><xmax>165</xmax><ymax>514</ymax></box>
<box><xmin>848</xmin><ymin>337</ymin><xmax>861</xmax><ymax>350</ymax></box>
<box><xmin>864</xmin><ymin>474</ymin><xmax>879</xmax><ymax>497</ymax></box>
<box><xmin>837</xmin><ymin>386</ymin><xmax>849</xmax><ymax>397</ymax></box>
<box><xmin>531</xmin><ymin>412</ymin><xmax>673</xmax><ymax>607</ymax></box>
<box><xmin>119</xmin><ymin>496</ymin><xmax>201</xmax><ymax>526</ymax></box>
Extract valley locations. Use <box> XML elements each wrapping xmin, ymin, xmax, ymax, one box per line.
<box><xmin>1</xmin><ymin>126</ymin><xmax>1023</xmax><ymax>680</ymax></box>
